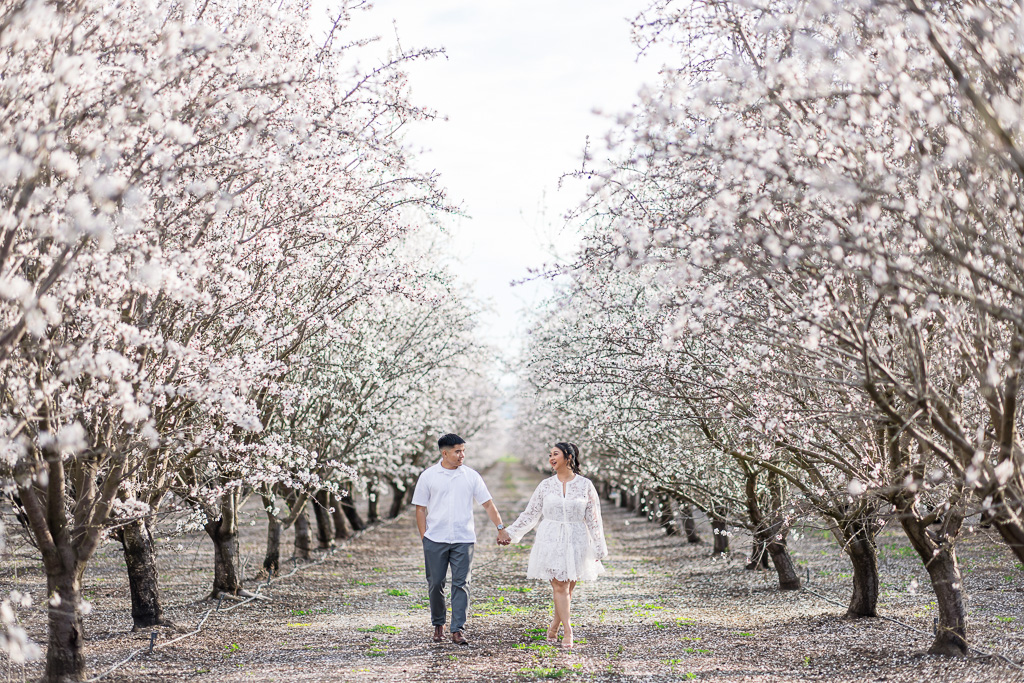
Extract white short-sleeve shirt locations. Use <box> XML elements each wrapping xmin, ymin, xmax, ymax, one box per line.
<box><xmin>412</xmin><ymin>462</ymin><xmax>492</xmax><ymax>544</ymax></box>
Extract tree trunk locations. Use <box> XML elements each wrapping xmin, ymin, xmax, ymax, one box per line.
<box><xmin>330</xmin><ymin>492</ymin><xmax>351</xmax><ymax>541</ymax></box>
<box><xmin>746</xmin><ymin>538</ymin><xmax>770</xmax><ymax>570</ymax></box>
<box><xmin>744</xmin><ymin>467</ymin><xmax>800</xmax><ymax>590</ymax></box>
<box><xmin>900</xmin><ymin>513</ymin><xmax>968</xmax><ymax>655</ymax></box>
<box><xmin>293</xmin><ymin>507</ymin><xmax>312</xmax><ymax>560</ymax></box>
<box><xmin>340</xmin><ymin>491</ymin><xmax>367</xmax><ymax>531</ymax></box>
<box><xmin>313</xmin><ymin>490</ymin><xmax>333</xmax><ymax>549</ymax></box>
<box><xmin>765</xmin><ymin>534</ymin><xmax>800</xmax><ymax>590</ymax></box>
<box><xmin>615</xmin><ymin>488</ymin><xmax>628</xmax><ymax>508</ymax></box>
<box><xmin>711</xmin><ymin>518</ymin><xmax>729</xmax><ymax>556</ymax></box>
<box><xmin>264</xmin><ymin>510</ymin><xmax>282</xmax><ymax>576</ymax></box>
<box><xmin>987</xmin><ymin>490</ymin><xmax>1024</xmax><ymax>563</ymax></box>
<box><xmin>921</xmin><ymin>550</ymin><xmax>969</xmax><ymax>655</ymax></box>
<box><xmin>205</xmin><ymin>493</ymin><xmax>243</xmax><ymax>597</ymax></box>
<box><xmin>388</xmin><ymin>481</ymin><xmax>406</xmax><ymax>519</ymax></box>
<box><xmin>635</xmin><ymin>489</ymin><xmax>647</xmax><ymax>517</ymax></box>
<box><xmin>657</xmin><ymin>494</ymin><xmax>677</xmax><ymax>535</ymax></box>
<box><xmin>118</xmin><ymin>517</ymin><xmax>165</xmax><ymax>630</ymax></box>
<box><xmin>680</xmin><ymin>504</ymin><xmax>701</xmax><ymax>543</ymax></box>
<box><xmin>367</xmin><ymin>490</ymin><xmax>379</xmax><ymax>524</ymax></box>
<box><xmin>845</xmin><ymin>528</ymin><xmax>879</xmax><ymax>618</ymax></box>
<box><xmin>46</xmin><ymin>570</ymin><xmax>85</xmax><ymax>683</ymax></box>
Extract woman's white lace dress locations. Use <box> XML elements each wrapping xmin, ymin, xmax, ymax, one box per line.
<box><xmin>506</xmin><ymin>475</ymin><xmax>608</xmax><ymax>582</ymax></box>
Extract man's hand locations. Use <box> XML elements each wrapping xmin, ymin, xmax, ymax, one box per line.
<box><xmin>497</xmin><ymin>529</ymin><xmax>512</xmax><ymax>546</ymax></box>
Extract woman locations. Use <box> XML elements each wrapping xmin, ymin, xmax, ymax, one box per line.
<box><xmin>505</xmin><ymin>442</ymin><xmax>607</xmax><ymax>649</ymax></box>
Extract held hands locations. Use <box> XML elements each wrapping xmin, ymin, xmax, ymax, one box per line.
<box><xmin>497</xmin><ymin>528</ymin><xmax>512</xmax><ymax>546</ymax></box>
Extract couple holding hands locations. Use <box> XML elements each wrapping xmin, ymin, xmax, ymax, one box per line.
<box><xmin>412</xmin><ymin>434</ymin><xmax>608</xmax><ymax>649</ymax></box>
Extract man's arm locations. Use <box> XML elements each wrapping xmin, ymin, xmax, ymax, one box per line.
<box><xmin>482</xmin><ymin>499</ymin><xmax>511</xmax><ymax>545</ymax></box>
<box><xmin>415</xmin><ymin>505</ymin><xmax>427</xmax><ymax>539</ymax></box>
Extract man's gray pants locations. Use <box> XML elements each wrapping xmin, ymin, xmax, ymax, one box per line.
<box><xmin>422</xmin><ymin>537</ymin><xmax>474</xmax><ymax>633</ymax></box>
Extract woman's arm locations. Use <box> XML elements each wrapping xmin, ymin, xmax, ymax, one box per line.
<box><xmin>584</xmin><ymin>480</ymin><xmax>608</xmax><ymax>560</ymax></box>
<box><xmin>505</xmin><ymin>480</ymin><xmax>547</xmax><ymax>544</ymax></box>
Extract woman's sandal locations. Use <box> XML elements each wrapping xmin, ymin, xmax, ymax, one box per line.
<box><xmin>562</xmin><ymin>628</ymin><xmax>574</xmax><ymax>650</ymax></box>
<box><xmin>546</xmin><ymin>627</ymin><xmax>559</xmax><ymax>644</ymax></box>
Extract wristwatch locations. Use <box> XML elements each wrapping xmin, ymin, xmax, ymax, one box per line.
<box><xmin>496</xmin><ymin>524</ymin><xmax>506</xmax><ymax>530</ymax></box>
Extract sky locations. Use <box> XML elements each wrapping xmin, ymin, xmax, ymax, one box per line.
<box><xmin>328</xmin><ymin>1</ymin><xmax>671</xmax><ymax>355</ymax></box>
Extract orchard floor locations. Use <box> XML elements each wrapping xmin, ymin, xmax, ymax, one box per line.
<box><xmin>4</xmin><ymin>460</ymin><xmax>1024</xmax><ymax>682</ymax></box>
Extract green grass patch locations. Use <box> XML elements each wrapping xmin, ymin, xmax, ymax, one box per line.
<box><xmin>475</xmin><ymin>595</ymin><xmax>528</xmax><ymax>616</ymax></box>
<box><xmin>357</xmin><ymin>625</ymin><xmax>399</xmax><ymax>634</ymax></box>
<box><xmin>498</xmin><ymin>586</ymin><xmax>533</xmax><ymax>592</ymax></box>
<box><xmin>385</xmin><ymin>589</ymin><xmax>409</xmax><ymax>597</ymax></box>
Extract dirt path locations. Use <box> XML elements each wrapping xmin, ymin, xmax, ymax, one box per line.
<box><xmin>4</xmin><ymin>459</ymin><xmax>1024</xmax><ymax>681</ymax></box>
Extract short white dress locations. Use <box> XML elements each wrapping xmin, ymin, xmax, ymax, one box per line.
<box><xmin>506</xmin><ymin>475</ymin><xmax>608</xmax><ymax>582</ymax></box>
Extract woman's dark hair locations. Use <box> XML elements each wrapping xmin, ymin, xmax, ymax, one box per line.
<box><xmin>554</xmin><ymin>442</ymin><xmax>581</xmax><ymax>475</ymax></box>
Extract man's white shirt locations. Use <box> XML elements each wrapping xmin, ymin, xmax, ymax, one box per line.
<box><xmin>412</xmin><ymin>462</ymin><xmax>492</xmax><ymax>544</ymax></box>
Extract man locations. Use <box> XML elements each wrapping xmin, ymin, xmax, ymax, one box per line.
<box><xmin>412</xmin><ymin>433</ymin><xmax>511</xmax><ymax>645</ymax></box>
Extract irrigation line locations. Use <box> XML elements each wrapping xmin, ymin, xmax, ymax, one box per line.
<box><xmin>84</xmin><ymin>513</ymin><xmax>411</xmax><ymax>683</ymax></box>
<box><xmin>799</xmin><ymin>585</ymin><xmax>1024</xmax><ymax>671</ymax></box>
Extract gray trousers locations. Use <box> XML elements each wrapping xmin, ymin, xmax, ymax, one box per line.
<box><xmin>422</xmin><ymin>537</ymin><xmax>474</xmax><ymax>633</ymax></box>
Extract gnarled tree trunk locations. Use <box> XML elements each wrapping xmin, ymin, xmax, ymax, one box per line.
<box><xmin>745</xmin><ymin>467</ymin><xmax>800</xmax><ymax>590</ymax></box>
<box><xmin>293</xmin><ymin>507</ymin><xmax>312</xmax><ymax>560</ymax></box>
<box><xmin>679</xmin><ymin>503</ymin><xmax>701</xmax><ymax>543</ymax></box>
<box><xmin>339</xmin><ymin>491</ymin><xmax>366</xmax><ymax>531</ymax></box>
<box><xmin>367</xmin><ymin>490</ymin><xmax>379</xmax><ymax>524</ymax></box>
<box><xmin>205</xmin><ymin>493</ymin><xmax>243</xmax><ymax>597</ymax></box>
<box><xmin>746</xmin><ymin>538</ymin><xmax>770</xmax><ymax>570</ymax></box>
<box><xmin>313</xmin><ymin>490</ymin><xmax>333</xmax><ymax>549</ymax></box>
<box><xmin>764</xmin><ymin>533</ymin><xmax>800</xmax><ymax>590</ymax></box>
<box><xmin>46</xmin><ymin>570</ymin><xmax>85</xmax><ymax>683</ymax></box>
<box><xmin>711</xmin><ymin>517</ymin><xmax>729</xmax><ymax>556</ymax></box>
<box><xmin>264</xmin><ymin>510</ymin><xmax>282</xmax><ymax>575</ymax></box>
<box><xmin>118</xmin><ymin>516</ymin><xmax>166</xmax><ymax>629</ymax></box>
<box><xmin>657</xmin><ymin>494</ymin><xmax>677</xmax><ymax>535</ymax></box>
<box><xmin>388</xmin><ymin>481</ymin><xmax>406</xmax><ymax>518</ymax></box>
<box><xmin>842</xmin><ymin>516</ymin><xmax>879</xmax><ymax>618</ymax></box>
<box><xmin>900</xmin><ymin>512</ymin><xmax>968</xmax><ymax>655</ymax></box>
<box><xmin>330</xmin><ymin>492</ymin><xmax>350</xmax><ymax>541</ymax></box>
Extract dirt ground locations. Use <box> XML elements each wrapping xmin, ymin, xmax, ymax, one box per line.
<box><xmin>3</xmin><ymin>459</ymin><xmax>1024</xmax><ymax>682</ymax></box>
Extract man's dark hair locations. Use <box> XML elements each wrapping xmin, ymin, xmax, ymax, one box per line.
<box><xmin>438</xmin><ymin>433</ymin><xmax>466</xmax><ymax>451</ymax></box>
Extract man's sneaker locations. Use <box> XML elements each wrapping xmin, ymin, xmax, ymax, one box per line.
<box><xmin>452</xmin><ymin>631</ymin><xmax>469</xmax><ymax>646</ymax></box>
<box><xmin>432</xmin><ymin>625</ymin><xmax>444</xmax><ymax>643</ymax></box>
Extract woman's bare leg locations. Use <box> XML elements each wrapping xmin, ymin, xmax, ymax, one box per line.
<box><xmin>563</xmin><ymin>580</ymin><xmax>577</xmax><ymax>647</ymax></box>
<box><xmin>550</xmin><ymin>579</ymin><xmax>572</xmax><ymax>645</ymax></box>
<box><xmin>550</xmin><ymin>581</ymin><xmax>576</xmax><ymax>639</ymax></box>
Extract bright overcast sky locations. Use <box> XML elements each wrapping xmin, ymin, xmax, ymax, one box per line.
<box><xmin>325</xmin><ymin>1</ymin><xmax>670</xmax><ymax>354</ymax></box>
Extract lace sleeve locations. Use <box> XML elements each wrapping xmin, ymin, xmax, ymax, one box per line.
<box><xmin>584</xmin><ymin>480</ymin><xmax>608</xmax><ymax>560</ymax></box>
<box><xmin>506</xmin><ymin>480</ymin><xmax>547</xmax><ymax>543</ymax></box>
